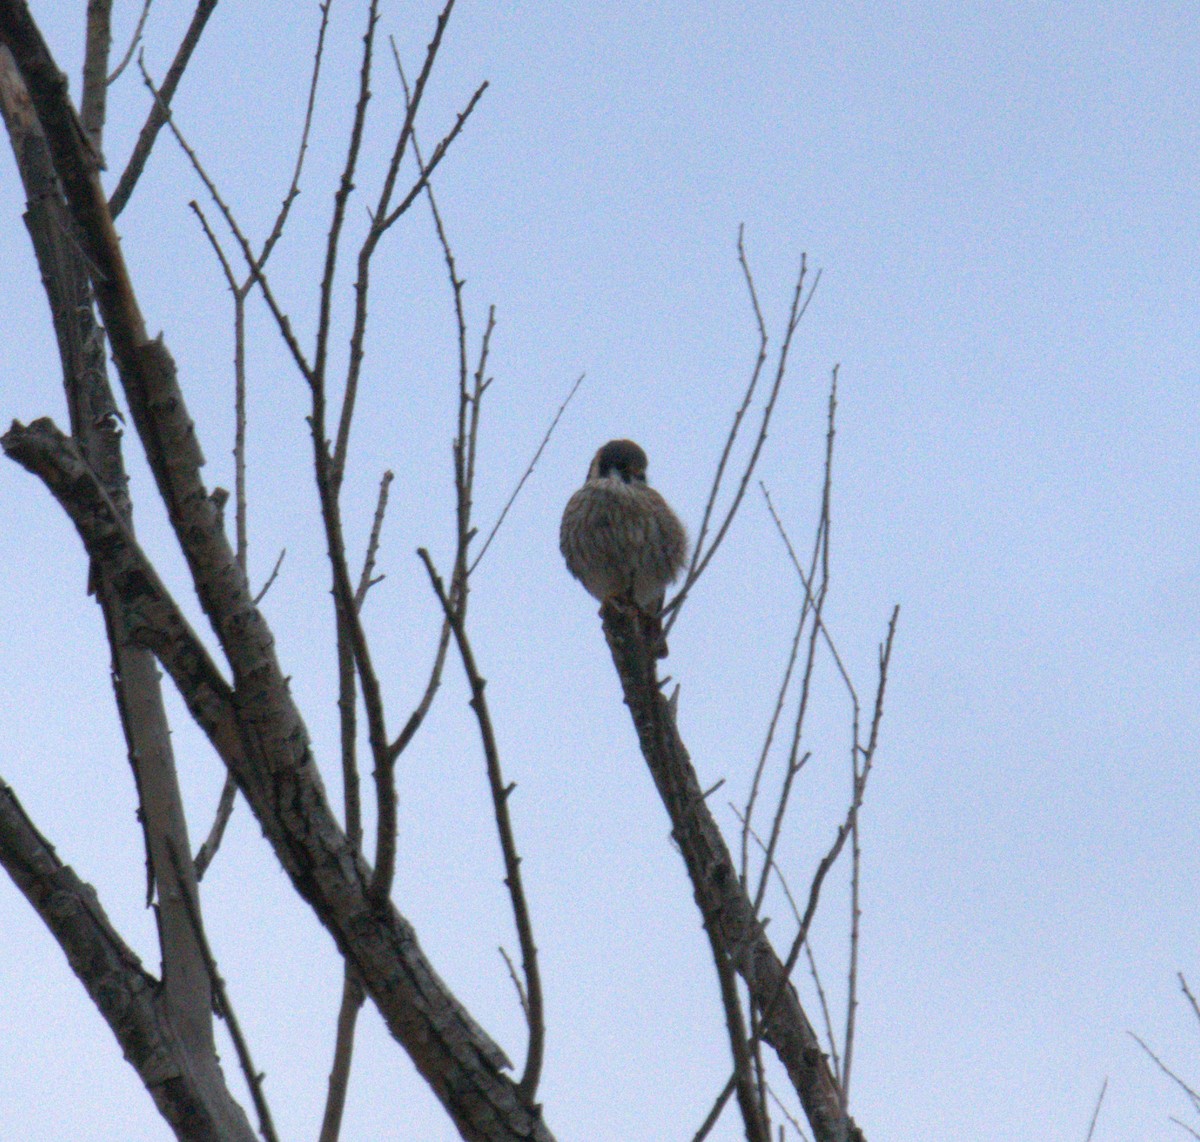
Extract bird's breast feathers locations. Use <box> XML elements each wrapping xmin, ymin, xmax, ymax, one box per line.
<box><xmin>560</xmin><ymin>476</ymin><xmax>687</xmax><ymax>607</ymax></box>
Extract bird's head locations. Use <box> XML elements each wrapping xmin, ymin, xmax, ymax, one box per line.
<box><xmin>588</xmin><ymin>438</ymin><xmax>649</xmax><ymax>484</ymax></box>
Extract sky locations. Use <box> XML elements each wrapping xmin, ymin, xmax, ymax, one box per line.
<box><xmin>1</xmin><ymin>2</ymin><xmax>1198</xmax><ymax>1140</ymax></box>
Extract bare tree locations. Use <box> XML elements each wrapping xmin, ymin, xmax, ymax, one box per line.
<box><xmin>0</xmin><ymin>4</ymin><xmax>896</xmax><ymax>1141</ymax></box>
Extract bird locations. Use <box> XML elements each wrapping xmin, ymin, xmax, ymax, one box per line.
<box><xmin>560</xmin><ymin>439</ymin><xmax>688</xmax><ymax>655</ymax></box>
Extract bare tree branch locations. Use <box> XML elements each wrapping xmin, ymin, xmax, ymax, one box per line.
<box><xmin>805</xmin><ymin>940</ymin><xmax>841</xmax><ymax>1086</ymax></box>
<box><xmin>751</xmin><ymin>528</ymin><xmax>826</xmax><ymax>913</ymax></box>
<box><xmin>1083</xmin><ymin>1077</ymin><xmax>1107</xmax><ymax>1142</ymax></box>
<box><xmin>732</xmin><ymin>806</ymin><xmax>842</xmax><ymax>1083</ymax></box>
<box><xmin>704</xmin><ymin>913</ymin><xmax>770</xmax><ymax>1142</ymax></box>
<box><xmin>0</xmin><ymin>16</ymin><xmax>550</xmax><ymax>1116</ymax></box>
<box><xmin>499</xmin><ymin>946</ymin><xmax>529</xmax><ymax>1020</ymax></box>
<box><xmin>741</xmin><ymin>589</ymin><xmax>809</xmax><ymax>888</ymax></box>
<box><xmin>313</xmin><ymin>0</ymin><xmax>378</xmax><ymax>400</ymax></box>
<box><xmin>0</xmin><ymin>778</ymin><xmax>257</xmax><ymax>1141</ymax></box>
<box><xmin>1</xmin><ymin>414</ymin><xmax>552</xmax><ymax>1141</ymax></box>
<box><xmin>664</xmin><ymin>243</ymin><xmax>820</xmax><ymax>635</ymax></box>
<box><xmin>317</xmin><ymin>973</ymin><xmax>365</xmax><ymax>1142</ymax></box>
<box><xmin>687</xmin><ymin>226</ymin><xmax>769</xmax><ymax>585</ymax></box>
<box><xmin>1132</xmin><ymin>1032</ymin><xmax>1200</xmax><ymax>1117</ymax></box>
<box><xmin>109</xmin><ymin>0</ymin><xmax>217</xmax><ymax>218</ymax></box>
<box><xmin>1</xmin><ymin>41</ymin><xmax>243</xmax><ymax>1137</ymax></box>
<box><xmin>334</xmin><ymin>34</ymin><xmax>486</xmax><ymax>488</ymax></box>
<box><xmin>107</xmin><ymin>0</ymin><xmax>153</xmax><ymax>86</ymax></box>
<box><xmin>147</xmin><ymin>71</ymin><xmax>314</xmax><ymax>379</ymax></box>
<box><xmin>470</xmin><ymin>371</ymin><xmax>586</xmax><ymax>574</ymax></box>
<box><xmin>257</xmin><ymin>0</ymin><xmax>333</xmax><ymax>268</ymax></box>
<box><xmin>599</xmin><ymin>599</ymin><xmax>864</xmax><ymax>1142</ymax></box>
<box><xmin>1180</xmin><ymin>974</ymin><xmax>1200</xmax><ymax>1030</ymax></box>
<box><xmin>253</xmin><ymin>548</ymin><xmax>287</xmax><ymax>604</ymax></box>
<box><xmin>693</xmin><ymin>1075</ymin><xmax>737</xmax><ymax>1142</ymax></box>
<box><xmin>193</xmin><ymin>774</ymin><xmax>237</xmax><ymax>881</ymax></box>
<box><xmin>419</xmin><ymin>548</ymin><xmax>545</xmax><ymax>1104</ymax></box>
<box><xmin>181</xmin><ymin>11</ymin><xmax>321</xmax><ymax>878</ymax></box>
<box><xmin>356</xmin><ymin>470</ymin><xmax>394</xmax><ymax>607</ymax></box>
<box><xmin>770</xmin><ymin>609</ymin><xmax>899</xmax><ymax>1019</ymax></box>
<box><xmin>80</xmin><ymin>0</ymin><xmax>113</xmax><ymax>152</ymax></box>
<box><xmin>165</xmin><ymin>841</ymin><xmax>280</xmax><ymax>1142</ymax></box>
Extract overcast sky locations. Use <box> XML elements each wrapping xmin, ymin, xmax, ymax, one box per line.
<box><xmin>2</xmin><ymin>3</ymin><xmax>1198</xmax><ymax>1140</ymax></box>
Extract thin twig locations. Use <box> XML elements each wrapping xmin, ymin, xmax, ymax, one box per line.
<box><xmin>762</xmin><ymin>476</ymin><xmax>866</xmax><ymax>1079</ymax></box>
<box><xmin>372</xmin><ymin>2</ymin><xmax>459</xmax><ymax>230</ymax></box>
<box><xmin>739</xmin><ymin>606</ymin><xmax>898</xmax><ymax>1082</ymax></box>
<box><xmin>1084</xmin><ymin>1077</ymin><xmax>1108</xmax><ymax>1142</ymax></box>
<box><xmin>392</xmin><ymin>41</ymin><xmax>469</xmax><ymax>479</ymax></box>
<box><xmin>693</xmin><ymin>1075</ymin><xmax>737</xmax><ymax>1142</ymax></box>
<box><xmin>188</xmin><ymin>197</ymin><xmax>251</xmax><ymax>568</ymax></box>
<box><xmin>192</xmin><ymin>777</ymin><xmax>236</xmax><ymax>882</ymax></box>
<box><xmin>499</xmin><ymin>945</ymin><xmax>529</xmax><ymax>1020</ymax></box>
<box><xmin>106</xmin><ymin>0</ymin><xmax>152</xmax><ymax>85</ymax></box>
<box><xmin>776</xmin><ymin>609</ymin><xmax>899</xmax><ymax>1006</ymax></box>
<box><xmin>258</xmin><ymin>0</ymin><xmax>332</xmax><ymax>269</ymax></box>
<box><xmin>742</xmin><ymin>592</ymin><xmax>809</xmax><ymax>887</ymax></box>
<box><xmin>844</xmin><ymin>788</ymin><xmax>862</xmax><ymax>1097</ymax></box>
<box><xmin>664</xmin><ymin>249</ymin><xmax>820</xmax><ymax>634</ymax></box>
<box><xmin>188</xmin><ymin>199</ymin><xmax>238</xmax><ymax>292</ymax></box>
<box><xmin>767</xmin><ymin>1084</ymin><xmax>811</xmax><ymax>1141</ymax></box>
<box><xmin>752</xmin><ymin>743</ymin><xmax>814</xmax><ymax>919</ymax></box>
<box><xmin>376</xmin><ymin>39</ymin><xmax>465</xmax><ymax>776</ymax></box>
<box><xmin>332</xmin><ymin>0</ymin><xmax>486</xmax><ymax>489</ymax></box>
<box><xmin>761</xmin><ymin>481</ymin><xmax>858</xmax><ymax>707</ymax></box>
<box><xmin>464</xmin><ymin>311</ymin><xmax>493</xmax><ymax>527</ymax></box>
<box><xmin>317</xmin><ymin>972</ymin><xmax>365</xmax><ymax>1142</ymax></box>
<box><xmin>805</xmin><ymin>941</ymin><xmax>841</xmax><ymax>1085</ymax></box>
<box><xmin>1131</xmin><ymin>1032</ymin><xmax>1200</xmax><ymax>1114</ymax></box>
<box><xmin>253</xmin><ymin>549</ymin><xmax>286</xmax><ymax>605</ymax></box>
<box><xmin>701</xmin><ymin>914</ymin><xmax>770</xmax><ymax>1142</ymax></box>
<box><xmin>165</xmin><ymin>840</ymin><xmax>280</xmax><ymax>1142</ymax></box>
<box><xmin>418</xmin><ymin>548</ymin><xmax>544</xmax><ymax>1104</ymax></box>
<box><xmin>332</xmin><ymin>71</ymin><xmax>489</xmax><ymax>481</ymax></box>
<box><xmin>313</xmin><ymin>0</ymin><xmax>379</xmax><ymax>400</ymax></box>
<box><xmin>732</xmin><ymin>804</ymin><xmax>843</xmax><ymax>1081</ymax></box>
<box><xmin>1180</xmin><ymin>974</ymin><xmax>1200</xmax><ymax>1029</ymax></box>
<box><xmin>763</xmin><ymin>372</ymin><xmax>855</xmax><ymax>704</ymax></box>
<box><xmin>752</xmin><ymin>372</ymin><xmax>842</xmax><ymax>919</ymax></box>
<box><xmin>378</xmin><ymin>80</ymin><xmax>486</xmax><ymax>230</ymax></box>
<box><xmin>469</xmin><ymin>371</ymin><xmax>586</xmax><ymax>574</ymax></box>
<box><xmin>356</xmin><ymin>470</ymin><xmax>393</xmax><ymax>608</ymax></box>
<box><xmin>145</xmin><ymin>63</ymin><xmax>312</xmax><ymax>379</ymax></box>
<box><xmin>109</xmin><ymin>0</ymin><xmax>217</xmax><ymax>218</ymax></box>
<box><xmin>751</xmin><ymin>480</ymin><xmax>829</xmax><ymax>916</ymax></box>
<box><xmin>386</xmin><ymin>618</ymin><xmax>453</xmax><ymax>762</ymax></box>
<box><xmin>193</xmin><ymin>772</ymin><xmax>237</xmax><ymax>881</ymax></box>
<box><xmin>686</xmin><ymin>225</ymin><xmax>768</xmax><ymax>584</ymax></box>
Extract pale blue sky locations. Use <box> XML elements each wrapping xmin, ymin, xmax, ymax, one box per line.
<box><xmin>1</xmin><ymin>3</ymin><xmax>1198</xmax><ymax>1140</ymax></box>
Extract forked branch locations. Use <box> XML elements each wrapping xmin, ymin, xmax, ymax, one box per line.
<box><xmin>664</xmin><ymin>238</ymin><xmax>820</xmax><ymax>634</ymax></box>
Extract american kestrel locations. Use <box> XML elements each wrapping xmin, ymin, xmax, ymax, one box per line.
<box><xmin>560</xmin><ymin>439</ymin><xmax>688</xmax><ymax>654</ymax></box>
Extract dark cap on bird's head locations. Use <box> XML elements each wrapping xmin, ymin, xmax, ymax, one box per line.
<box><xmin>589</xmin><ymin>438</ymin><xmax>648</xmax><ymax>483</ymax></box>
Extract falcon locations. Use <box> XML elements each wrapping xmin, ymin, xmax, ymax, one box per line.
<box><xmin>560</xmin><ymin>439</ymin><xmax>688</xmax><ymax>655</ymax></box>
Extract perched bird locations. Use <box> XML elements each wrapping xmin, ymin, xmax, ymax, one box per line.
<box><xmin>560</xmin><ymin>439</ymin><xmax>688</xmax><ymax>654</ymax></box>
